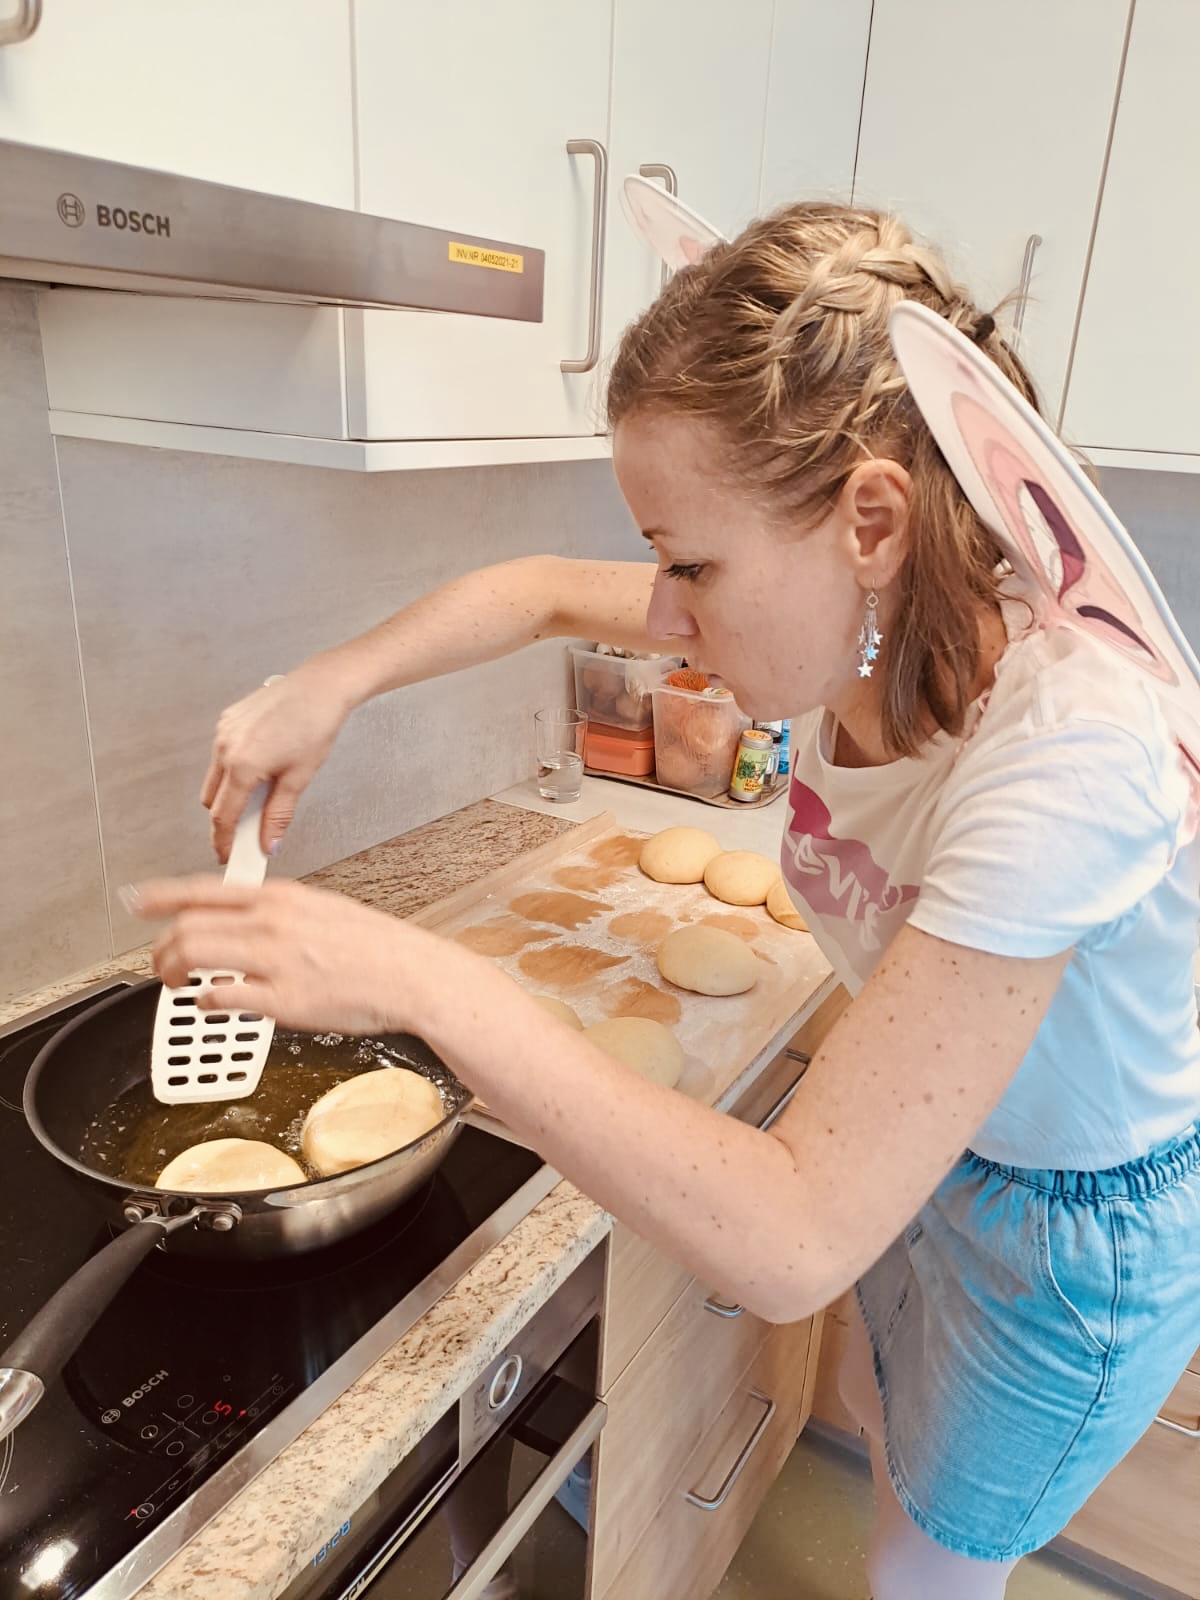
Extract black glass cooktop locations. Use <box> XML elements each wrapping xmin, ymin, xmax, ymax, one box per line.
<box><xmin>0</xmin><ymin>982</ymin><xmax>550</xmax><ymax>1600</ymax></box>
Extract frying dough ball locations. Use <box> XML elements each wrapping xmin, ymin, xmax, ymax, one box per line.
<box><xmin>302</xmin><ymin>1067</ymin><xmax>446</xmax><ymax>1177</ymax></box>
<box><xmin>766</xmin><ymin>878</ymin><xmax>808</xmax><ymax>932</ymax></box>
<box><xmin>656</xmin><ymin>925</ymin><xmax>759</xmax><ymax>996</ymax></box>
<box><xmin>532</xmin><ymin>994</ymin><xmax>585</xmax><ymax>1029</ymax></box>
<box><xmin>639</xmin><ymin>825</ymin><xmax>723</xmax><ymax>885</ymax></box>
<box><xmin>583</xmin><ymin>1017</ymin><xmax>685</xmax><ymax>1089</ymax></box>
<box><xmin>156</xmin><ymin>1138</ymin><xmax>306</xmax><ymax>1193</ymax></box>
<box><xmin>703</xmin><ymin>850</ymin><xmax>780</xmax><ymax>906</ymax></box>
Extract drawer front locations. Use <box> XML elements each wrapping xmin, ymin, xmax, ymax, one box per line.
<box><xmin>591</xmin><ymin>1280</ymin><xmax>773</xmax><ymax>1595</ymax></box>
<box><xmin>808</xmin><ymin>1286</ymin><xmax>863</xmax><ymax>1436</ymax></box>
<box><xmin>1060</xmin><ymin>1365</ymin><xmax>1200</xmax><ymax>1597</ymax></box>
<box><xmin>599</xmin><ymin>984</ymin><xmax>849</xmax><ymax>1393</ymax></box>
<box><xmin>599</xmin><ymin>1316</ymin><xmax>817</xmax><ymax>1600</ymax></box>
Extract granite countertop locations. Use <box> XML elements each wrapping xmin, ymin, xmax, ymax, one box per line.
<box><xmin>5</xmin><ymin>791</ymin><xmax>829</xmax><ymax>1600</ymax></box>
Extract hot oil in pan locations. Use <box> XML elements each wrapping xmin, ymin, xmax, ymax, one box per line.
<box><xmin>79</xmin><ymin>1034</ymin><xmax>458</xmax><ymax>1187</ymax></box>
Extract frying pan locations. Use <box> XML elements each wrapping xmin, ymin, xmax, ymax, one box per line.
<box><xmin>0</xmin><ymin>979</ymin><xmax>471</xmax><ymax>1440</ymax></box>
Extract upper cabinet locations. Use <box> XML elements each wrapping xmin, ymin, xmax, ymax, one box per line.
<box><xmin>850</xmin><ymin>0</ymin><xmax>1131</xmax><ymax>423</ymax></box>
<box><xmin>1061</xmin><ymin>0</ymin><xmax>1200</xmax><ymax>465</ymax></box>
<box><xmin>0</xmin><ymin>0</ymin><xmax>355</xmax><ymax>206</ymax></box>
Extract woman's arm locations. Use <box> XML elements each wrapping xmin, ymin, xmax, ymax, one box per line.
<box><xmin>203</xmin><ymin>556</ymin><xmax>660</xmax><ymax>858</ymax></box>
<box><xmin>134</xmin><ymin>877</ymin><xmax>1070</xmax><ymax>1322</ymax></box>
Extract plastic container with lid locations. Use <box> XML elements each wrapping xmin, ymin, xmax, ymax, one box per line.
<box><xmin>651</xmin><ymin>682</ymin><xmax>751</xmax><ymax>798</ymax></box>
<box><xmin>584</xmin><ymin>721</ymin><xmax>656</xmax><ymax>777</ymax></box>
<box><xmin>572</xmin><ymin>648</ymin><xmax>679</xmax><ymax>731</ymax></box>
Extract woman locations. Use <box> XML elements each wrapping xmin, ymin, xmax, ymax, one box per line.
<box><xmin>130</xmin><ymin>204</ymin><xmax>1200</xmax><ymax>1599</ymax></box>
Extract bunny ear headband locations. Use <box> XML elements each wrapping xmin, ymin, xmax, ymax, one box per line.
<box><xmin>621</xmin><ymin>174</ymin><xmax>1200</xmax><ymax>793</ymax></box>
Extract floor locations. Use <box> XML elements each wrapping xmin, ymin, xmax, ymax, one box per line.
<box><xmin>713</xmin><ymin>1429</ymin><xmax>1146</xmax><ymax>1600</ymax></box>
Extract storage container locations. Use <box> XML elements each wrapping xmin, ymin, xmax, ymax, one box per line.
<box><xmin>651</xmin><ymin>684</ymin><xmax>751</xmax><ymax>798</ymax></box>
<box><xmin>584</xmin><ymin>722</ymin><xmax>657</xmax><ymax>777</ymax></box>
<box><xmin>572</xmin><ymin>648</ymin><xmax>679</xmax><ymax>731</ymax></box>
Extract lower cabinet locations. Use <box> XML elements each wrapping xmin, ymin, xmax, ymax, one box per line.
<box><xmin>590</xmin><ymin>984</ymin><xmax>849</xmax><ymax>1600</ymax></box>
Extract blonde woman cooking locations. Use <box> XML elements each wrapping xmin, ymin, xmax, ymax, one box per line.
<box><xmin>131</xmin><ymin>203</ymin><xmax>1200</xmax><ymax>1600</ymax></box>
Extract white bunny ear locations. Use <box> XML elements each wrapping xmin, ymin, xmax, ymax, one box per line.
<box><xmin>889</xmin><ymin>300</ymin><xmax>1200</xmax><ymax>795</ymax></box>
<box><xmin>620</xmin><ymin>174</ymin><xmax>728</xmax><ymax>270</ymax></box>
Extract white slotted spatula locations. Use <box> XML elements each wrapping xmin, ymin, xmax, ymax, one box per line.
<box><xmin>151</xmin><ymin>782</ymin><xmax>276</xmax><ymax>1104</ymax></box>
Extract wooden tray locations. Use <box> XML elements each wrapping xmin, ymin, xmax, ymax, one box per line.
<box><xmin>409</xmin><ymin>813</ymin><xmax>831</xmax><ymax>1110</ymax></box>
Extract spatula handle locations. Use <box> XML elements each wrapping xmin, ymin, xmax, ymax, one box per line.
<box><xmin>224</xmin><ymin>781</ymin><xmax>270</xmax><ymax>889</ymax></box>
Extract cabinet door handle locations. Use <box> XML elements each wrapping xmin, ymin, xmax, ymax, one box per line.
<box><xmin>638</xmin><ymin>162</ymin><xmax>678</xmax><ymax>291</ymax></box>
<box><xmin>1011</xmin><ymin>232</ymin><xmax>1042</xmax><ymax>353</ymax></box>
<box><xmin>0</xmin><ymin>0</ymin><xmax>41</xmax><ymax>45</ymax></box>
<box><xmin>703</xmin><ymin>1294</ymin><xmax>745</xmax><ymax>1319</ymax></box>
<box><xmin>1154</xmin><ymin>1411</ymin><xmax>1200</xmax><ymax>1438</ymax></box>
<box><xmin>561</xmin><ymin>138</ymin><xmax>608</xmax><ymax>374</ymax></box>
<box><xmin>684</xmin><ymin>1389</ymin><xmax>777</xmax><ymax>1510</ymax></box>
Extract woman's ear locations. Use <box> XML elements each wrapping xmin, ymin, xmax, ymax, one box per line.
<box><xmin>836</xmin><ymin>459</ymin><xmax>913</xmax><ymax>588</ymax></box>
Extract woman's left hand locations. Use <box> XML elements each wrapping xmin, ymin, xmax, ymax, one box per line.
<box><xmin>128</xmin><ymin>876</ymin><xmax>451</xmax><ymax>1036</ymax></box>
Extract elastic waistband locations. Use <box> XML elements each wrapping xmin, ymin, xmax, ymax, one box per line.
<box><xmin>968</xmin><ymin>1119</ymin><xmax>1200</xmax><ymax>1202</ymax></box>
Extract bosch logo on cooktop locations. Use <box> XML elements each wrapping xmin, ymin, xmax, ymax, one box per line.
<box><xmin>123</xmin><ymin>1368</ymin><xmax>168</xmax><ymax>1409</ymax></box>
<box><xmin>55</xmin><ymin>194</ymin><xmax>171</xmax><ymax>236</ymax></box>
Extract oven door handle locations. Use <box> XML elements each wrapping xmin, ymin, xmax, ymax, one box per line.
<box><xmin>449</xmin><ymin>1399</ymin><xmax>607</xmax><ymax>1600</ymax></box>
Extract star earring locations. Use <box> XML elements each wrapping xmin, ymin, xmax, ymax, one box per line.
<box><xmin>857</xmin><ymin>590</ymin><xmax>883</xmax><ymax>679</ymax></box>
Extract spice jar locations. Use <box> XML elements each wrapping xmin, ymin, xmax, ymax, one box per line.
<box><xmin>728</xmin><ymin>727</ymin><xmax>775</xmax><ymax>802</ymax></box>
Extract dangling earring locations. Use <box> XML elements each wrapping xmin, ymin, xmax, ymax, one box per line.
<box><xmin>857</xmin><ymin>590</ymin><xmax>882</xmax><ymax>678</ymax></box>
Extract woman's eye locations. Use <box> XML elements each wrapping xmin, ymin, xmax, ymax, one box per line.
<box><xmin>664</xmin><ymin>562</ymin><xmax>706</xmax><ymax>582</ymax></box>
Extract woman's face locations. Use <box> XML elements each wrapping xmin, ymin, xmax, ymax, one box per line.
<box><xmin>613</xmin><ymin>410</ymin><xmax>875</xmax><ymax>722</ymax></box>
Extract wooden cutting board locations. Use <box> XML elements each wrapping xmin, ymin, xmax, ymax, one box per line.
<box><xmin>409</xmin><ymin>813</ymin><xmax>833</xmax><ymax>1106</ymax></box>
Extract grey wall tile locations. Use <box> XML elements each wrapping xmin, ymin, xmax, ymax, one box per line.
<box><xmin>0</xmin><ymin>286</ymin><xmax>109</xmax><ymax>1002</ymax></box>
<box><xmin>52</xmin><ymin>441</ymin><xmax>643</xmax><ymax>954</ymax></box>
<box><xmin>1099</xmin><ymin>468</ymin><xmax>1200</xmax><ymax>648</ymax></box>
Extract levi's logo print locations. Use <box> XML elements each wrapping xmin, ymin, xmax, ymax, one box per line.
<box><xmin>784</xmin><ymin>783</ymin><xmax>919</xmax><ymax>960</ymax></box>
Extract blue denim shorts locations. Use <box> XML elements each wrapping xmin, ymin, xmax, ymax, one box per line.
<box><xmin>856</xmin><ymin>1118</ymin><xmax>1200</xmax><ymax>1561</ymax></box>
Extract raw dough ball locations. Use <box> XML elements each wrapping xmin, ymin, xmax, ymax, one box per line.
<box><xmin>639</xmin><ymin>826</ymin><xmax>723</xmax><ymax>885</ymax></box>
<box><xmin>156</xmin><ymin>1138</ymin><xmax>306</xmax><ymax>1192</ymax></box>
<box><xmin>703</xmin><ymin>850</ymin><xmax>780</xmax><ymax>906</ymax></box>
<box><xmin>766</xmin><ymin>878</ymin><xmax>808</xmax><ymax>932</ymax></box>
<box><xmin>302</xmin><ymin>1066</ymin><xmax>446</xmax><ymax>1177</ymax></box>
<box><xmin>532</xmin><ymin>994</ymin><xmax>584</xmax><ymax>1029</ymax></box>
<box><xmin>582</xmin><ymin>1017</ymin><xmax>686</xmax><ymax>1089</ymax></box>
<box><xmin>656</xmin><ymin>925</ymin><xmax>759</xmax><ymax>996</ymax></box>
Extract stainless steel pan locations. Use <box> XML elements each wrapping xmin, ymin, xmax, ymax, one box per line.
<box><xmin>0</xmin><ymin>979</ymin><xmax>470</xmax><ymax>1439</ymax></box>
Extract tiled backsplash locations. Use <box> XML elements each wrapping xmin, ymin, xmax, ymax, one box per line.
<box><xmin>1</xmin><ymin>283</ymin><xmax>642</xmax><ymax>1002</ymax></box>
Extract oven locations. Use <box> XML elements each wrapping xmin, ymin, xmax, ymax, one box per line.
<box><xmin>279</xmin><ymin>1246</ymin><xmax>604</xmax><ymax>1600</ymax></box>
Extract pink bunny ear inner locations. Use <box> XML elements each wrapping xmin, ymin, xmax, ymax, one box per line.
<box><xmin>679</xmin><ymin>236</ymin><xmax>707</xmax><ymax>265</ymax></box>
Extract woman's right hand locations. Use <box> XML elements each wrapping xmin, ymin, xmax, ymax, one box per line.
<box><xmin>200</xmin><ymin>667</ymin><xmax>353</xmax><ymax>861</ymax></box>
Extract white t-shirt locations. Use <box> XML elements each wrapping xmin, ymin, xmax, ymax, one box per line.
<box><xmin>780</xmin><ymin>614</ymin><xmax>1200</xmax><ymax>1170</ymax></box>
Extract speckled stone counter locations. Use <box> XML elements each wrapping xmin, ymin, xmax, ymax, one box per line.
<box><xmin>1</xmin><ymin>798</ymin><xmax>605</xmax><ymax>1600</ymax></box>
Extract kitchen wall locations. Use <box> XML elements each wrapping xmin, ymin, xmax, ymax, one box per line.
<box><xmin>1</xmin><ymin>282</ymin><xmax>643</xmax><ymax>1002</ymax></box>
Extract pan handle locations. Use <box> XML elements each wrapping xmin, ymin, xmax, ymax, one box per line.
<box><xmin>0</xmin><ymin>1208</ymin><xmax>205</xmax><ymax>1440</ymax></box>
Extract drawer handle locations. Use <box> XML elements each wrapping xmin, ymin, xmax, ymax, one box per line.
<box><xmin>638</xmin><ymin>161</ymin><xmax>678</xmax><ymax>291</ymax></box>
<box><xmin>561</xmin><ymin>138</ymin><xmax>608</xmax><ymax>374</ymax></box>
<box><xmin>684</xmin><ymin>1389</ymin><xmax>776</xmax><ymax>1511</ymax></box>
<box><xmin>754</xmin><ymin>1070</ymin><xmax>806</xmax><ymax>1135</ymax></box>
<box><xmin>0</xmin><ymin>0</ymin><xmax>41</xmax><ymax>45</ymax></box>
<box><xmin>1011</xmin><ymin>232</ymin><xmax>1042</xmax><ymax>353</ymax></box>
<box><xmin>784</xmin><ymin>1048</ymin><xmax>812</xmax><ymax>1067</ymax></box>
<box><xmin>1154</xmin><ymin>1411</ymin><xmax>1200</xmax><ymax>1438</ymax></box>
<box><xmin>703</xmin><ymin>1294</ymin><xmax>744</xmax><ymax>1320</ymax></box>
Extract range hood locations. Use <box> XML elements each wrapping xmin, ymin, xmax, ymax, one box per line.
<box><xmin>0</xmin><ymin>139</ymin><xmax>545</xmax><ymax>319</ymax></box>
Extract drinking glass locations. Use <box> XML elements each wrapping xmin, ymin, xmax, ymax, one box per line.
<box><xmin>534</xmin><ymin>707</ymin><xmax>587</xmax><ymax>802</ymax></box>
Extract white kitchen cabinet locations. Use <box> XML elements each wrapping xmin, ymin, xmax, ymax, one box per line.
<box><xmin>0</xmin><ymin>0</ymin><xmax>355</xmax><ymax>207</ymax></box>
<box><xmin>600</xmin><ymin>0</ymin><xmax>775</xmax><ymax>360</ymax></box>
<box><xmin>345</xmin><ymin>0</ymin><xmax>611</xmax><ymax>441</ymax></box>
<box><xmin>1061</xmin><ymin>0</ymin><xmax>1200</xmax><ymax>466</ymax></box>
<box><xmin>851</xmin><ymin>0</ymin><xmax>1131</xmax><ymax>422</ymax></box>
<box><xmin>758</xmin><ymin>0</ymin><xmax>873</xmax><ymax>212</ymax></box>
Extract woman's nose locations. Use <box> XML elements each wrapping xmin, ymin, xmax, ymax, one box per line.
<box><xmin>646</xmin><ymin>573</ymin><xmax>698</xmax><ymax>642</ymax></box>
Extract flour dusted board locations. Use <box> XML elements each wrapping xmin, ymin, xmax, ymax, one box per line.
<box><xmin>410</xmin><ymin>814</ymin><xmax>833</xmax><ymax>1107</ymax></box>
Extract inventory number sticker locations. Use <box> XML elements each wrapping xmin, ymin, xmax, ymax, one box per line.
<box><xmin>448</xmin><ymin>241</ymin><xmax>524</xmax><ymax>274</ymax></box>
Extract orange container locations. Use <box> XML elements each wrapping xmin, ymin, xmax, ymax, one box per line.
<box><xmin>584</xmin><ymin>721</ymin><xmax>656</xmax><ymax>777</ymax></box>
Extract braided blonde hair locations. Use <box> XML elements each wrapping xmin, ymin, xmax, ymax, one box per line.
<box><xmin>606</xmin><ymin>202</ymin><xmax>1040</xmax><ymax>758</ymax></box>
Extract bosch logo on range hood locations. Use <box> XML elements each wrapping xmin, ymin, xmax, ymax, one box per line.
<box><xmin>0</xmin><ymin>139</ymin><xmax>545</xmax><ymax>319</ymax></box>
